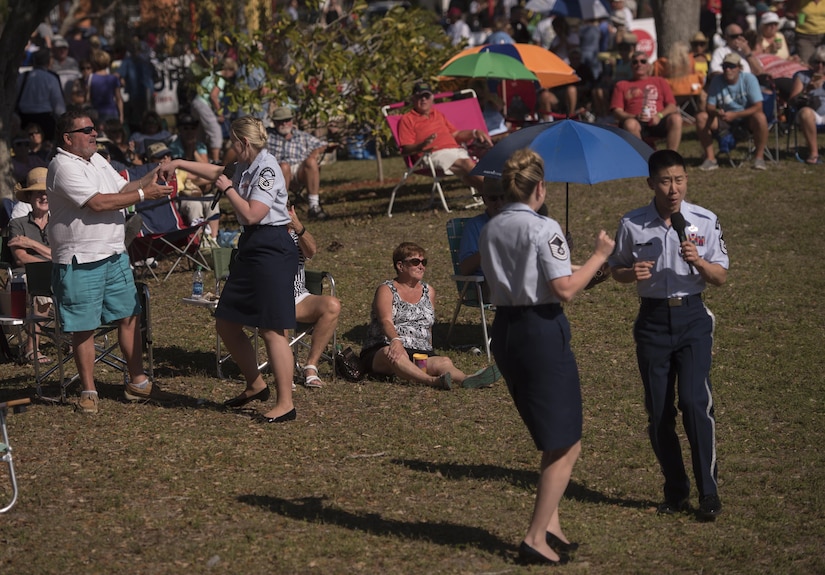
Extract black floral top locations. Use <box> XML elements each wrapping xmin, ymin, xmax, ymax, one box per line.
<box><xmin>364</xmin><ymin>280</ymin><xmax>434</xmax><ymax>352</ymax></box>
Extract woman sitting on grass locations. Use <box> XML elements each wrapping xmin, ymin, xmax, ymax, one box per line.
<box><xmin>359</xmin><ymin>242</ymin><xmax>500</xmax><ymax>390</ymax></box>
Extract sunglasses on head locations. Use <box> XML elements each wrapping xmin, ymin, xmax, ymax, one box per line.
<box><xmin>404</xmin><ymin>258</ymin><xmax>428</xmax><ymax>267</ymax></box>
<box><xmin>66</xmin><ymin>126</ymin><xmax>96</xmax><ymax>135</ymax></box>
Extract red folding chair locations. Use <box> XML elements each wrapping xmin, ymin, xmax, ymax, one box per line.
<box><xmin>382</xmin><ymin>89</ymin><xmax>488</xmax><ymax>217</ymax></box>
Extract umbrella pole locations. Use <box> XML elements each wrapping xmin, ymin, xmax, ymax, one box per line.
<box><xmin>565</xmin><ymin>182</ymin><xmax>573</xmax><ymax>251</ymax></box>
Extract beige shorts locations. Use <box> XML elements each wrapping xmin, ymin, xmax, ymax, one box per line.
<box><xmin>430</xmin><ymin>148</ymin><xmax>472</xmax><ymax>173</ymax></box>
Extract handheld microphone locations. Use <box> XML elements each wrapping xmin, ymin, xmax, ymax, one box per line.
<box><xmin>211</xmin><ymin>163</ymin><xmax>238</xmax><ymax>210</ymax></box>
<box><xmin>671</xmin><ymin>212</ymin><xmax>694</xmax><ymax>275</ymax></box>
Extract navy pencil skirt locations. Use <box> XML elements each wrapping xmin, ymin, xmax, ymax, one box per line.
<box><xmin>491</xmin><ymin>304</ymin><xmax>583</xmax><ymax>451</ymax></box>
<box><xmin>215</xmin><ymin>225</ymin><xmax>298</xmax><ymax>331</ymax></box>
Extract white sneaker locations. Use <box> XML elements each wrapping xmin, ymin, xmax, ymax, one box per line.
<box><xmin>699</xmin><ymin>159</ymin><xmax>719</xmax><ymax>171</ymax></box>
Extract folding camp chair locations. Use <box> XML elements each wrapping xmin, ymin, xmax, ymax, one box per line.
<box><xmin>718</xmin><ymin>75</ymin><xmax>781</xmax><ymax>167</ymax></box>
<box><xmin>445</xmin><ymin>218</ymin><xmax>492</xmax><ymax>362</ymax></box>
<box><xmin>0</xmin><ymin>239</ymin><xmax>25</xmax><ymax>362</ymax></box>
<box><xmin>182</xmin><ymin>247</ymin><xmax>265</xmax><ymax>379</ymax></box>
<box><xmin>1</xmin><ymin>397</ymin><xmax>30</xmax><ymax>514</ymax></box>
<box><xmin>185</xmin><ymin>249</ymin><xmax>337</xmax><ymax>382</ymax></box>
<box><xmin>382</xmin><ymin>89</ymin><xmax>488</xmax><ymax>217</ymax></box>
<box><xmin>25</xmin><ymin>261</ymin><xmax>154</xmax><ymax>403</ymax></box>
<box><xmin>127</xmin><ymin>195</ymin><xmax>215</xmax><ymax>282</ymax></box>
<box><xmin>668</xmin><ymin>73</ymin><xmax>705</xmax><ymax>125</ymax></box>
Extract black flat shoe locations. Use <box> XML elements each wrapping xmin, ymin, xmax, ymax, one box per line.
<box><xmin>258</xmin><ymin>408</ymin><xmax>297</xmax><ymax>423</ymax></box>
<box><xmin>546</xmin><ymin>531</ymin><xmax>579</xmax><ymax>554</ymax></box>
<box><xmin>517</xmin><ymin>541</ymin><xmax>567</xmax><ymax>566</ymax></box>
<box><xmin>698</xmin><ymin>494</ymin><xmax>723</xmax><ymax>521</ymax></box>
<box><xmin>223</xmin><ymin>386</ymin><xmax>270</xmax><ymax>408</ymax></box>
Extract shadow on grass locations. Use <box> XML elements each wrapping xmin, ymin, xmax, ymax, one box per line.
<box><xmin>392</xmin><ymin>459</ymin><xmax>654</xmax><ymax>510</ymax></box>
<box><xmin>237</xmin><ymin>494</ymin><xmax>514</xmax><ymax>558</ymax></box>
<box><xmin>153</xmin><ymin>345</ymin><xmax>219</xmax><ymax>378</ymax></box>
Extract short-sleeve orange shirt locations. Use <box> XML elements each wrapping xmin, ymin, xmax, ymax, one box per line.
<box><xmin>398</xmin><ymin>107</ymin><xmax>460</xmax><ymax>154</ymax></box>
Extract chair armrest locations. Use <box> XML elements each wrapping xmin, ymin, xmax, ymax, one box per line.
<box><xmin>451</xmin><ymin>274</ymin><xmax>485</xmax><ymax>283</ymax></box>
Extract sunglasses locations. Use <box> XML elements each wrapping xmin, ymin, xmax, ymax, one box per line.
<box><xmin>814</xmin><ymin>60</ymin><xmax>825</xmax><ymax>66</ymax></box>
<box><xmin>415</xmin><ymin>93</ymin><xmax>433</xmax><ymax>99</ymax></box>
<box><xmin>727</xmin><ymin>33</ymin><xmax>743</xmax><ymax>39</ymax></box>
<box><xmin>722</xmin><ymin>63</ymin><xmax>739</xmax><ymax>70</ymax></box>
<box><xmin>404</xmin><ymin>258</ymin><xmax>428</xmax><ymax>267</ymax></box>
<box><xmin>632</xmin><ymin>59</ymin><xmax>648</xmax><ymax>65</ymax></box>
<box><xmin>66</xmin><ymin>126</ymin><xmax>96</xmax><ymax>135</ymax></box>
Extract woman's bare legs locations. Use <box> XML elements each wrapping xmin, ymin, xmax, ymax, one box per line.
<box><xmin>522</xmin><ymin>441</ymin><xmax>582</xmax><ymax>561</ymax></box>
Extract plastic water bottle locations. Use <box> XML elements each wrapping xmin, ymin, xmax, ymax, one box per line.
<box><xmin>191</xmin><ymin>266</ymin><xmax>204</xmax><ymax>299</ymax></box>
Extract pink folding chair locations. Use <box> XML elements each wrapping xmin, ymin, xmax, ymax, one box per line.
<box><xmin>382</xmin><ymin>89</ymin><xmax>488</xmax><ymax>217</ymax></box>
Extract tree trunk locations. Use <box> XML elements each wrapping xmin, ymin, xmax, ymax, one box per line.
<box><xmin>0</xmin><ymin>0</ymin><xmax>60</xmax><ymax>201</ymax></box>
<box><xmin>649</xmin><ymin>0</ymin><xmax>701</xmax><ymax>58</ymax></box>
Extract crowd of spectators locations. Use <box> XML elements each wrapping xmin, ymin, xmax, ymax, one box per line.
<box><xmin>6</xmin><ymin>0</ymin><xmax>825</xmax><ymax>223</ymax></box>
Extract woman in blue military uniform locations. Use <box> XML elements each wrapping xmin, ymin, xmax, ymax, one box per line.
<box><xmin>162</xmin><ymin>116</ymin><xmax>298</xmax><ymax>423</ymax></box>
<box><xmin>609</xmin><ymin>149</ymin><xmax>728</xmax><ymax>520</ymax></box>
<box><xmin>479</xmin><ymin>149</ymin><xmax>614</xmax><ymax>565</ymax></box>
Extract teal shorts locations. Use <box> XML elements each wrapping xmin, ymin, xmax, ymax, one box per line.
<box><xmin>52</xmin><ymin>252</ymin><xmax>141</xmax><ymax>333</ymax></box>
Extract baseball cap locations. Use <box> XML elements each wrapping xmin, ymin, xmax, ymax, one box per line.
<box><xmin>761</xmin><ymin>11</ymin><xmax>780</xmax><ymax>25</ymax></box>
<box><xmin>723</xmin><ymin>52</ymin><xmax>742</xmax><ymax>67</ymax></box>
<box><xmin>146</xmin><ymin>141</ymin><xmax>172</xmax><ymax>159</ymax></box>
<box><xmin>53</xmin><ymin>35</ymin><xmax>69</xmax><ymax>49</ymax></box>
<box><xmin>412</xmin><ymin>82</ymin><xmax>434</xmax><ymax>96</ymax></box>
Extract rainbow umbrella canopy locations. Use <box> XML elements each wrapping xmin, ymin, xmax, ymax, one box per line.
<box><xmin>439</xmin><ymin>51</ymin><xmax>539</xmax><ymax>82</ymax></box>
<box><xmin>442</xmin><ymin>43</ymin><xmax>579</xmax><ymax>89</ymax></box>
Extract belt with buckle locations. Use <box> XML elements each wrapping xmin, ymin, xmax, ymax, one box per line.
<box><xmin>640</xmin><ymin>294</ymin><xmax>701</xmax><ymax>307</ymax></box>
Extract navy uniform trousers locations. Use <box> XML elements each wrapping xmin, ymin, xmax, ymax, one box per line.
<box><xmin>634</xmin><ymin>294</ymin><xmax>718</xmax><ymax>502</ymax></box>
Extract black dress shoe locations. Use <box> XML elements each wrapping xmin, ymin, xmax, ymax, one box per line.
<box><xmin>223</xmin><ymin>386</ymin><xmax>270</xmax><ymax>408</ymax></box>
<box><xmin>657</xmin><ymin>497</ymin><xmax>690</xmax><ymax>515</ymax></box>
<box><xmin>698</xmin><ymin>494</ymin><xmax>723</xmax><ymax>521</ymax></box>
<box><xmin>546</xmin><ymin>531</ymin><xmax>579</xmax><ymax>554</ymax></box>
<box><xmin>258</xmin><ymin>408</ymin><xmax>297</xmax><ymax>423</ymax></box>
<box><xmin>517</xmin><ymin>541</ymin><xmax>567</xmax><ymax>566</ymax></box>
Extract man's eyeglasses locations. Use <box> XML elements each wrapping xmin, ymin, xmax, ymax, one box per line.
<box><xmin>722</xmin><ymin>63</ymin><xmax>739</xmax><ymax>70</ymax></box>
<box><xmin>632</xmin><ymin>59</ymin><xmax>648</xmax><ymax>65</ymax></box>
<box><xmin>404</xmin><ymin>258</ymin><xmax>428</xmax><ymax>267</ymax></box>
<box><xmin>727</xmin><ymin>33</ymin><xmax>743</xmax><ymax>39</ymax></box>
<box><xmin>414</xmin><ymin>93</ymin><xmax>433</xmax><ymax>100</ymax></box>
<box><xmin>65</xmin><ymin>126</ymin><xmax>96</xmax><ymax>135</ymax></box>
<box><xmin>814</xmin><ymin>60</ymin><xmax>825</xmax><ymax>66</ymax></box>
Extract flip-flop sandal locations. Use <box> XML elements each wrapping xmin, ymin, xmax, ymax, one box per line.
<box><xmin>303</xmin><ymin>365</ymin><xmax>324</xmax><ymax>388</ymax></box>
<box><xmin>25</xmin><ymin>351</ymin><xmax>52</xmax><ymax>364</ymax></box>
<box><xmin>806</xmin><ymin>156</ymin><xmax>822</xmax><ymax>165</ymax></box>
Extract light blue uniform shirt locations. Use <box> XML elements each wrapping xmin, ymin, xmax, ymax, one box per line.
<box><xmin>233</xmin><ymin>148</ymin><xmax>290</xmax><ymax>227</ymax></box>
<box><xmin>609</xmin><ymin>199</ymin><xmax>729</xmax><ymax>298</ymax></box>
<box><xmin>480</xmin><ymin>203</ymin><xmax>572</xmax><ymax>306</ymax></box>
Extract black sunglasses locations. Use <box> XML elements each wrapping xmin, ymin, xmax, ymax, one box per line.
<box><xmin>66</xmin><ymin>126</ymin><xmax>96</xmax><ymax>135</ymax></box>
<box><xmin>722</xmin><ymin>62</ymin><xmax>739</xmax><ymax>70</ymax></box>
<box><xmin>814</xmin><ymin>60</ymin><xmax>825</xmax><ymax>66</ymax></box>
<box><xmin>404</xmin><ymin>258</ymin><xmax>428</xmax><ymax>267</ymax></box>
<box><xmin>632</xmin><ymin>59</ymin><xmax>648</xmax><ymax>64</ymax></box>
<box><xmin>727</xmin><ymin>33</ymin><xmax>743</xmax><ymax>39</ymax></box>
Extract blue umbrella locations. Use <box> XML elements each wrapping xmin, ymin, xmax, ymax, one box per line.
<box><xmin>470</xmin><ymin>119</ymin><xmax>654</xmax><ymax>239</ymax></box>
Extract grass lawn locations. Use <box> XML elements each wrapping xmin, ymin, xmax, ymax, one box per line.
<box><xmin>1</xmin><ymin>130</ymin><xmax>824</xmax><ymax>574</ymax></box>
